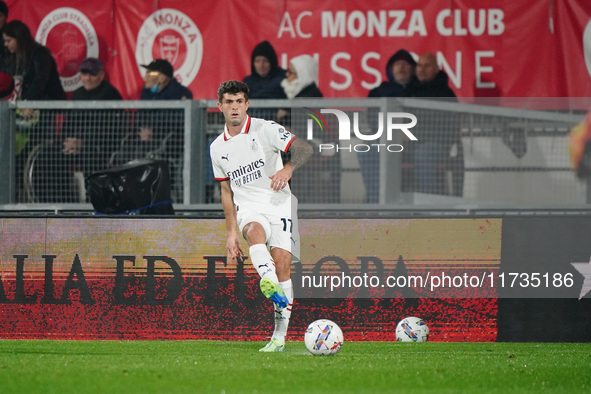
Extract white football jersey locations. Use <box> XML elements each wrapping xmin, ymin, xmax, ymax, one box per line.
<box><xmin>210</xmin><ymin>115</ymin><xmax>296</xmax><ymax>215</ymax></box>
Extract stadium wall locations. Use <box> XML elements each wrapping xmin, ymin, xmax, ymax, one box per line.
<box><xmin>0</xmin><ymin>216</ymin><xmax>589</xmax><ymax>342</ymax></box>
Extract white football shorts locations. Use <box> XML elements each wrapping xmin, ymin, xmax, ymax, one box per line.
<box><xmin>237</xmin><ymin>197</ymin><xmax>300</xmax><ymax>260</ymax></box>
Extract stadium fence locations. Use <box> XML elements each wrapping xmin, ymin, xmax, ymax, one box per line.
<box><xmin>0</xmin><ymin>98</ymin><xmax>589</xmax><ymax>213</ymax></box>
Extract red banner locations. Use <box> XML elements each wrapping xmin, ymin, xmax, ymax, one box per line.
<box><xmin>4</xmin><ymin>0</ymin><xmax>591</xmax><ymax>99</ymax></box>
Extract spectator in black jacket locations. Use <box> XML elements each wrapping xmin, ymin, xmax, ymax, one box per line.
<box><xmin>71</xmin><ymin>57</ymin><xmax>122</xmax><ymax>100</ymax></box>
<box><xmin>135</xmin><ymin>58</ymin><xmax>192</xmax><ymax>155</ymax></box>
<box><xmin>406</xmin><ymin>52</ymin><xmax>463</xmax><ymax>196</ymax></box>
<box><xmin>3</xmin><ymin>20</ymin><xmax>66</xmax><ymax>202</ymax></box>
<box><xmin>47</xmin><ymin>58</ymin><xmax>125</xmax><ymax>202</ymax></box>
<box><xmin>243</xmin><ymin>41</ymin><xmax>287</xmax><ymax>123</ymax></box>
<box><xmin>63</xmin><ymin>58</ymin><xmax>124</xmax><ymax>174</ymax></box>
<box><xmin>364</xmin><ymin>49</ymin><xmax>418</xmax><ymax>202</ymax></box>
<box><xmin>409</xmin><ymin>52</ymin><xmax>456</xmax><ymax>98</ymax></box>
<box><xmin>140</xmin><ymin>59</ymin><xmax>192</xmax><ymax>101</ymax></box>
<box><xmin>368</xmin><ymin>49</ymin><xmax>416</xmax><ymax>98</ymax></box>
<box><xmin>2</xmin><ymin>20</ymin><xmax>66</xmax><ymax>102</ymax></box>
<box><xmin>243</xmin><ymin>41</ymin><xmax>286</xmax><ymax>100</ymax></box>
<box><xmin>125</xmin><ymin>59</ymin><xmax>192</xmax><ymax>201</ymax></box>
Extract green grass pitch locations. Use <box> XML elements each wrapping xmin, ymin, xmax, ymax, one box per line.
<box><xmin>0</xmin><ymin>340</ymin><xmax>589</xmax><ymax>393</ymax></box>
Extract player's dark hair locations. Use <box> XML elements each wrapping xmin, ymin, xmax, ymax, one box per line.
<box><xmin>217</xmin><ymin>80</ymin><xmax>250</xmax><ymax>102</ymax></box>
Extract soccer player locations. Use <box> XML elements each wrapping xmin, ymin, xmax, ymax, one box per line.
<box><xmin>210</xmin><ymin>80</ymin><xmax>313</xmax><ymax>352</ymax></box>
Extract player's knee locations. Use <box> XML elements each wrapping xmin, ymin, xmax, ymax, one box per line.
<box><xmin>243</xmin><ymin>222</ymin><xmax>267</xmax><ymax>244</ymax></box>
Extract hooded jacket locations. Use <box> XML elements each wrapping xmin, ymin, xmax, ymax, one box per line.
<box><xmin>368</xmin><ymin>49</ymin><xmax>417</xmax><ymax>98</ymax></box>
<box><xmin>243</xmin><ymin>41</ymin><xmax>287</xmax><ymax>99</ymax></box>
<box><xmin>286</xmin><ymin>54</ymin><xmax>322</xmax><ymax>98</ymax></box>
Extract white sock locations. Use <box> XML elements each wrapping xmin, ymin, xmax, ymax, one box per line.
<box><xmin>249</xmin><ymin>244</ymin><xmax>279</xmax><ymax>283</ymax></box>
<box><xmin>273</xmin><ymin>279</ymin><xmax>293</xmax><ymax>343</ymax></box>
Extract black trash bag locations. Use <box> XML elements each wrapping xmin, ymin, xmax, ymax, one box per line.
<box><xmin>86</xmin><ymin>158</ymin><xmax>175</xmax><ymax>215</ymax></box>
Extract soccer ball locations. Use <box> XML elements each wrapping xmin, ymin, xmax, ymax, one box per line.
<box><xmin>304</xmin><ymin>319</ymin><xmax>344</xmax><ymax>356</ymax></box>
<box><xmin>395</xmin><ymin>316</ymin><xmax>429</xmax><ymax>342</ymax></box>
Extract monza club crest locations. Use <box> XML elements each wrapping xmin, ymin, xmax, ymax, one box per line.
<box><xmin>136</xmin><ymin>8</ymin><xmax>203</xmax><ymax>85</ymax></box>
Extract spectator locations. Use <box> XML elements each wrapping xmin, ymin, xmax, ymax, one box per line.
<box><xmin>410</xmin><ymin>52</ymin><xmax>456</xmax><ymax>98</ymax></box>
<box><xmin>140</xmin><ymin>59</ymin><xmax>192</xmax><ymax>101</ymax></box>
<box><xmin>63</xmin><ymin>57</ymin><xmax>124</xmax><ymax>174</ymax></box>
<box><xmin>71</xmin><ymin>57</ymin><xmax>122</xmax><ymax>100</ymax></box>
<box><xmin>3</xmin><ymin>20</ymin><xmax>66</xmax><ymax>202</ymax></box>
<box><xmin>368</xmin><ymin>49</ymin><xmax>416</xmax><ymax>97</ymax></box>
<box><xmin>280</xmin><ymin>54</ymin><xmax>322</xmax><ymax>98</ymax></box>
<box><xmin>278</xmin><ymin>54</ymin><xmax>340</xmax><ymax>203</ymax></box>
<box><xmin>2</xmin><ymin>20</ymin><xmax>66</xmax><ymax>102</ymax></box>
<box><xmin>276</xmin><ymin>54</ymin><xmax>322</xmax><ymax>124</ymax></box>
<box><xmin>41</xmin><ymin>58</ymin><xmax>125</xmax><ymax>203</ymax></box>
<box><xmin>363</xmin><ymin>49</ymin><xmax>418</xmax><ymax>202</ymax></box>
<box><xmin>135</xmin><ymin>58</ymin><xmax>192</xmax><ymax>150</ymax></box>
<box><xmin>137</xmin><ymin>59</ymin><xmax>192</xmax><ymax>144</ymax></box>
<box><xmin>243</xmin><ymin>40</ymin><xmax>286</xmax><ymax>100</ymax></box>
<box><xmin>125</xmin><ymin>59</ymin><xmax>192</xmax><ymax>201</ymax></box>
<box><xmin>406</xmin><ymin>52</ymin><xmax>463</xmax><ymax>196</ymax></box>
<box><xmin>0</xmin><ymin>1</ymin><xmax>10</xmax><ymax>74</ymax></box>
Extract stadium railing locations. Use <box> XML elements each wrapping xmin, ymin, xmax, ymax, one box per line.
<box><xmin>0</xmin><ymin>98</ymin><xmax>589</xmax><ymax>214</ymax></box>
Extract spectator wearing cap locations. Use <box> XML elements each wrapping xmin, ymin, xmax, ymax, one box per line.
<box><xmin>63</xmin><ymin>57</ymin><xmax>123</xmax><ymax>159</ymax></box>
<box><xmin>132</xmin><ymin>59</ymin><xmax>192</xmax><ymax>200</ymax></box>
<box><xmin>137</xmin><ymin>57</ymin><xmax>192</xmax><ymax>143</ymax></box>
<box><xmin>0</xmin><ymin>1</ymin><xmax>10</xmax><ymax>73</ymax></box>
<box><xmin>71</xmin><ymin>57</ymin><xmax>122</xmax><ymax>100</ymax></box>
<box><xmin>140</xmin><ymin>59</ymin><xmax>192</xmax><ymax>100</ymax></box>
<box><xmin>45</xmin><ymin>58</ymin><xmax>125</xmax><ymax>202</ymax></box>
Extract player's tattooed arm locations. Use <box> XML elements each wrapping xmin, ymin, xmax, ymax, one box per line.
<box><xmin>287</xmin><ymin>137</ymin><xmax>313</xmax><ymax>171</ymax></box>
<box><xmin>270</xmin><ymin>137</ymin><xmax>313</xmax><ymax>191</ymax></box>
